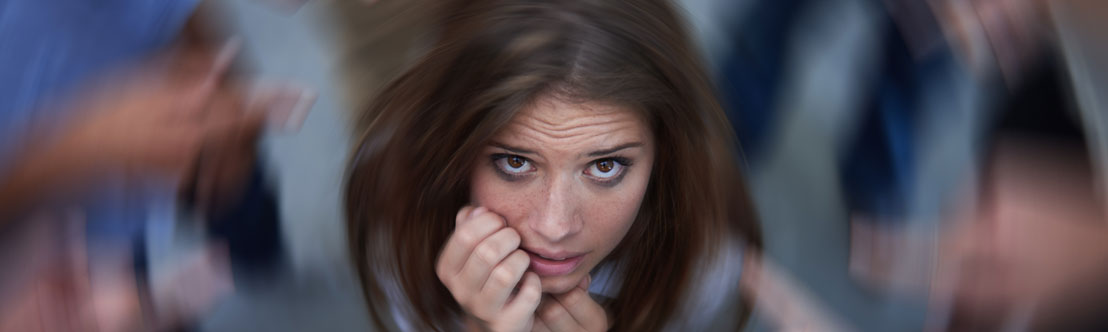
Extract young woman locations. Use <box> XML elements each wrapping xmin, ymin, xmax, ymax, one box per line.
<box><xmin>345</xmin><ymin>0</ymin><xmax>762</xmax><ymax>330</ymax></box>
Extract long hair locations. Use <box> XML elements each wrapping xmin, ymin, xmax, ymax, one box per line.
<box><xmin>345</xmin><ymin>0</ymin><xmax>762</xmax><ymax>330</ymax></box>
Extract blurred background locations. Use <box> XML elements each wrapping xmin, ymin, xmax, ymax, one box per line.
<box><xmin>2</xmin><ymin>0</ymin><xmax>1107</xmax><ymax>330</ymax></box>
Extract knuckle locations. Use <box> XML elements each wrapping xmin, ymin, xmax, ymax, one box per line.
<box><xmin>454</xmin><ymin>229</ymin><xmax>477</xmax><ymax>247</ymax></box>
<box><xmin>490</xmin><ymin>266</ymin><xmax>517</xmax><ymax>287</ymax></box>
<box><xmin>475</xmin><ymin>243</ymin><xmax>502</xmax><ymax>266</ymax></box>
<box><xmin>450</xmin><ymin>289</ymin><xmax>469</xmax><ymax>306</ymax></box>
<box><xmin>455</xmin><ymin>206</ymin><xmax>472</xmax><ymax>224</ymax></box>
<box><xmin>454</xmin><ymin>231</ymin><xmax>472</xmax><ymax>246</ymax></box>
<box><xmin>434</xmin><ymin>263</ymin><xmax>446</xmax><ymax>280</ymax></box>
<box><xmin>520</xmin><ymin>285</ymin><xmax>540</xmax><ymax>302</ymax></box>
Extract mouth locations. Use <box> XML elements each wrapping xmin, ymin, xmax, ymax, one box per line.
<box><xmin>522</xmin><ymin>248</ymin><xmax>585</xmax><ymax>277</ymax></box>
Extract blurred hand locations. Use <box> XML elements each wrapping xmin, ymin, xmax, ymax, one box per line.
<box><xmin>62</xmin><ymin>41</ymin><xmax>257</xmax><ymax>186</ymax></box>
<box><xmin>436</xmin><ymin>206</ymin><xmax>542</xmax><ymax>332</ymax></box>
<box><xmin>0</xmin><ymin>40</ymin><xmax>292</xmax><ymax>223</ymax></box>
<box><xmin>58</xmin><ymin>41</ymin><xmax>313</xmax><ymax>217</ymax></box>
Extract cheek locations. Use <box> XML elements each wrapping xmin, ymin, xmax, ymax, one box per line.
<box><xmin>469</xmin><ymin>166</ymin><xmax>532</xmax><ymax>224</ymax></box>
<box><xmin>571</xmin><ymin>170</ymin><xmax>647</xmax><ymax>257</ymax></box>
<box><xmin>581</xmin><ymin>173</ymin><xmax>650</xmax><ymax>247</ymax></box>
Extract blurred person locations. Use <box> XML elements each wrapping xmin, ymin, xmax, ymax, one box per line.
<box><xmin>697</xmin><ymin>0</ymin><xmax>1104</xmax><ymax>330</ymax></box>
<box><xmin>344</xmin><ymin>0</ymin><xmax>763</xmax><ymax>331</ymax></box>
<box><xmin>0</xmin><ymin>39</ymin><xmax>258</xmax><ymax>223</ymax></box>
<box><xmin>0</xmin><ymin>1</ymin><xmax>308</xmax><ymax>330</ymax></box>
<box><xmin>933</xmin><ymin>68</ymin><xmax>1108</xmax><ymax>331</ymax></box>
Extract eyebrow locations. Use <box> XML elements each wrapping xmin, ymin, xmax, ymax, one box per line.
<box><xmin>586</xmin><ymin>142</ymin><xmax>644</xmax><ymax>157</ymax></box>
<box><xmin>489</xmin><ymin>142</ymin><xmax>644</xmax><ymax>158</ymax></box>
<box><xmin>491</xmin><ymin>142</ymin><xmax>537</xmax><ymax>156</ymax></box>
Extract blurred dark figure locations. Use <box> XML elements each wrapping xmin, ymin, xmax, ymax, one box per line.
<box><xmin>939</xmin><ymin>65</ymin><xmax>1108</xmax><ymax>331</ymax></box>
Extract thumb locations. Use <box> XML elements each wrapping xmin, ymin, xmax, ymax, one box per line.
<box><xmin>577</xmin><ymin>274</ymin><xmax>591</xmax><ymax>291</ymax></box>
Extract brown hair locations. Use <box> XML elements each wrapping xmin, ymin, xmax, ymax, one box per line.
<box><xmin>345</xmin><ymin>0</ymin><xmax>762</xmax><ymax>330</ymax></box>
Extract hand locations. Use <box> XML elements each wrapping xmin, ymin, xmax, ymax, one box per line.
<box><xmin>436</xmin><ymin>206</ymin><xmax>542</xmax><ymax>332</ymax></box>
<box><xmin>62</xmin><ymin>40</ymin><xmax>259</xmax><ymax>186</ymax></box>
<box><xmin>532</xmin><ymin>276</ymin><xmax>608</xmax><ymax>332</ymax></box>
<box><xmin>0</xmin><ymin>40</ymin><xmax>309</xmax><ymax>222</ymax></box>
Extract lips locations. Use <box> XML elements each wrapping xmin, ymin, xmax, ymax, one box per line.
<box><xmin>522</xmin><ymin>248</ymin><xmax>585</xmax><ymax>277</ymax></box>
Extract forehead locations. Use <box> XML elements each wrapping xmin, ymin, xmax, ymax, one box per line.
<box><xmin>494</xmin><ymin>96</ymin><xmax>650</xmax><ymax>148</ymax></box>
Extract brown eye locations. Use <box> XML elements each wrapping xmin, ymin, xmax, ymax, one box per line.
<box><xmin>494</xmin><ymin>154</ymin><xmax>534</xmax><ymax>175</ymax></box>
<box><xmin>507</xmin><ymin>156</ymin><xmax>525</xmax><ymax>168</ymax></box>
<box><xmin>596</xmin><ymin>160</ymin><xmax>613</xmax><ymax>173</ymax></box>
<box><xmin>584</xmin><ymin>158</ymin><xmax>626</xmax><ymax>180</ymax></box>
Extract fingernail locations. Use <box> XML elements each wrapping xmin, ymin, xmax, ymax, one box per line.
<box><xmin>471</xmin><ymin>206</ymin><xmax>486</xmax><ymax>218</ymax></box>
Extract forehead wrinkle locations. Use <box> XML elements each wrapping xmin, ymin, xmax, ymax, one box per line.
<box><xmin>489</xmin><ymin>96</ymin><xmax>649</xmax><ymax>160</ymax></box>
<box><xmin>510</xmin><ymin>114</ymin><xmax>640</xmax><ymax>147</ymax></box>
<box><xmin>524</xmin><ymin>116</ymin><xmax>633</xmax><ymax>140</ymax></box>
<box><xmin>516</xmin><ymin>99</ymin><xmax>641</xmax><ymax>138</ymax></box>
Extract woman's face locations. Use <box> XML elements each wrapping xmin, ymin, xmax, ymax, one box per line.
<box><xmin>469</xmin><ymin>96</ymin><xmax>655</xmax><ymax>294</ymax></box>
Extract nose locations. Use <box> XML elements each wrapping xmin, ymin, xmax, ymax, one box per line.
<box><xmin>527</xmin><ymin>173</ymin><xmax>582</xmax><ymax>242</ymax></box>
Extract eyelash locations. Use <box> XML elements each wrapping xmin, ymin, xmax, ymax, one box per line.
<box><xmin>584</xmin><ymin>157</ymin><xmax>633</xmax><ymax>185</ymax></box>
<box><xmin>489</xmin><ymin>154</ymin><xmax>633</xmax><ymax>185</ymax></box>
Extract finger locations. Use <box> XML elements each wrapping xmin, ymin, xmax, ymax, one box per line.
<box><xmin>246</xmin><ymin>82</ymin><xmax>316</xmax><ymax>133</ymax></box>
<box><xmin>503</xmin><ymin>272</ymin><xmax>543</xmax><ymax>322</ymax></box>
<box><xmin>468</xmin><ymin>206</ymin><xmax>488</xmax><ymax>222</ymax></box>
<box><xmin>537</xmin><ymin>296</ymin><xmax>582</xmax><ymax>332</ymax></box>
<box><xmin>436</xmin><ymin>207</ymin><xmax>503</xmax><ymax>278</ymax></box>
<box><xmin>553</xmin><ymin>287</ymin><xmax>607</xmax><ymax>331</ymax></box>
<box><xmin>457</xmin><ymin>227</ymin><xmax>520</xmax><ymax>291</ymax></box>
<box><xmin>455</xmin><ymin>206</ymin><xmax>477</xmax><ymax>226</ymax></box>
<box><xmin>474</xmin><ymin>250</ymin><xmax>529</xmax><ymax>315</ymax></box>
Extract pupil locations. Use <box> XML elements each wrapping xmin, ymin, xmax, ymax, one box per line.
<box><xmin>597</xmin><ymin>160</ymin><xmax>613</xmax><ymax>173</ymax></box>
